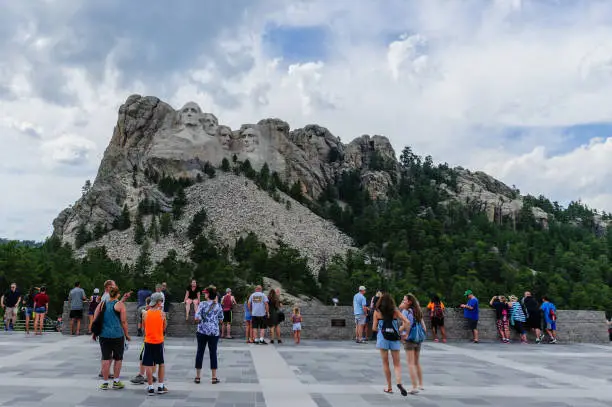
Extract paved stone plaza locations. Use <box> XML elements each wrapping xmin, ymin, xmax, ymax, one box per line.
<box><xmin>0</xmin><ymin>333</ymin><xmax>610</xmax><ymax>407</ymax></box>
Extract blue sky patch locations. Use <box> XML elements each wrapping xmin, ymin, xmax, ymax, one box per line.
<box><xmin>262</xmin><ymin>24</ymin><xmax>329</xmax><ymax>64</ymax></box>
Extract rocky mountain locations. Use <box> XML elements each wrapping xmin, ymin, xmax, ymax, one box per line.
<box><xmin>52</xmin><ymin>94</ymin><xmax>600</xmax><ymax>269</ymax></box>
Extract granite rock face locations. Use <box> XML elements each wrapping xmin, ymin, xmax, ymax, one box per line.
<box><xmin>54</xmin><ymin>95</ymin><xmax>394</xmax><ymax>267</ymax></box>
<box><xmin>54</xmin><ymin>94</ymin><xmax>587</xmax><ymax>270</ymax></box>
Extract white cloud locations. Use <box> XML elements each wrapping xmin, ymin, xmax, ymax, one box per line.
<box><xmin>40</xmin><ymin>134</ymin><xmax>97</xmax><ymax>167</ymax></box>
<box><xmin>3</xmin><ymin>0</ymin><xmax>612</xmax><ymax>239</ymax></box>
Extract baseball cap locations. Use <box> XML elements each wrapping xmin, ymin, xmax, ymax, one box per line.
<box><xmin>359</xmin><ymin>286</ymin><xmax>366</xmax><ymax>291</ymax></box>
<box><xmin>464</xmin><ymin>290</ymin><xmax>473</xmax><ymax>296</ymax></box>
<box><xmin>93</xmin><ymin>288</ymin><xmax>100</xmax><ymax>294</ymax></box>
<box><xmin>150</xmin><ymin>292</ymin><xmax>164</xmax><ymax>305</ymax></box>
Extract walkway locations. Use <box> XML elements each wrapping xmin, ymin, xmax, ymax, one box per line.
<box><xmin>0</xmin><ymin>333</ymin><xmax>610</xmax><ymax>406</ymax></box>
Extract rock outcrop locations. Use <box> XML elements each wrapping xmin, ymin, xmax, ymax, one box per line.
<box><xmin>54</xmin><ymin>95</ymin><xmax>398</xmax><ymax>267</ymax></box>
<box><xmin>54</xmin><ymin>94</ymin><xmax>593</xmax><ymax>270</ymax></box>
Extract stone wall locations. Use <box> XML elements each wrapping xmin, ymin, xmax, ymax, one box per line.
<box><xmin>62</xmin><ymin>302</ymin><xmax>609</xmax><ymax>343</ymax></box>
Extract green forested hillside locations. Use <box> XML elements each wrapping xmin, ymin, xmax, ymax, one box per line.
<box><xmin>1</xmin><ymin>146</ymin><xmax>611</xmax><ymax>317</ymax></box>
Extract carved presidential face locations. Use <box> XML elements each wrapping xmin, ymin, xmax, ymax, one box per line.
<box><xmin>241</xmin><ymin>127</ymin><xmax>260</xmax><ymax>153</ymax></box>
<box><xmin>202</xmin><ymin>113</ymin><xmax>218</xmax><ymax>135</ymax></box>
<box><xmin>178</xmin><ymin>102</ymin><xmax>202</xmax><ymax>127</ymax></box>
<box><xmin>216</xmin><ymin>125</ymin><xmax>233</xmax><ymax>149</ymax></box>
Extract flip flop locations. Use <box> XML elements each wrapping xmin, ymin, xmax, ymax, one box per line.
<box><xmin>397</xmin><ymin>384</ymin><xmax>408</xmax><ymax>396</ymax></box>
<box><xmin>383</xmin><ymin>388</ymin><xmax>393</xmax><ymax>394</ymax></box>
<box><xmin>212</xmin><ymin>378</ymin><xmax>221</xmax><ymax>384</ymax></box>
<box><xmin>194</xmin><ymin>377</ymin><xmax>200</xmax><ymax>384</ymax></box>
<box><xmin>409</xmin><ymin>389</ymin><xmax>419</xmax><ymax>395</ymax></box>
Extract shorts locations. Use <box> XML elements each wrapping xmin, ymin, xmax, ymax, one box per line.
<box><xmin>526</xmin><ymin>315</ymin><xmax>541</xmax><ymax>330</ymax></box>
<box><xmin>466</xmin><ymin>318</ymin><xmax>478</xmax><ymax>331</ymax></box>
<box><xmin>376</xmin><ymin>334</ymin><xmax>401</xmax><ymax>351</ymax></box>
<box><xmin>223</xmin><ymin>310</ymin><xmax>233</xmax><ymax>324</ymax></box>
<box><xmin>99</xmin><ymin>337</ymin><xmax>125</xmax><ymax>361</ymax></box>
<box><xmin>354</xmin><ymin>314</ymin><xmax>366</xmax><ymax>326</ymax></box>
<box><xmin>293</xmin><ymin>323</ymin><xmax>302</xmax><ymax>331</ymax></box>
<box><xmin>496</xmin><ymin>318</ymin><xmax>509</xmax><ymax>332</ymax></box>
<box><xmin>252</xmin><ymin>316</ymin><xmax>266</xmax><ymax>330</ymax></box>
<box><xmin>142</xmin><ymin>343</ymin><xmax>165</xmax><ymax>367</ymax></box>
<box><xmin>88</xmin><ymin>309</ymin><xmax>95</xmax><ymax>316</ymax></box>
<box><xmin>403</xmin><ymin>341</ymin><xmax>421</xmax><ymax>351</ymax></box>
<box><xmin>69</xmin><ymin>309</ymin><xmax>83</xmax><ymax>319</ymax></box>
<box><xmin>139</xmin><ymin>343</ymin><xmax>145</xmax><ymax>361</ymax></box>
<box><xmin>3</xmin><ymin>307</ymin><xmax>16</xmax><ymax>321</ymax></box>
<box><xmin>546</xmin><ymin>321</ymin><xmax>557</xmax><ymax>331</ymax></box>
<box><xmin>25</xmin><ymin>307</ymin><xmax>34</xmax><ymax>317</ymax></box>
<box><xmin>34</xmin><ymin>307</ymin><xmax>46</xmax><ymax>314</ymax></box>
<box><xmin>431</xmin><ymin>317</ymin><xmax>444</xmax><ymax>328</ymax></box>
<box><xmin>245</xmin><ymin>314</ymin><xmax>252</xmax><ymax>322</ymax></box>
<box><xmin>512</xmin><ymin>320</ymin><xmax>526</xmax><ymax>335</ymax></box>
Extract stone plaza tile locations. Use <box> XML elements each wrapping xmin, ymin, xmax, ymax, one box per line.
<box><xmin>0</xmin><ymin>333</ymin><xmax>610</xmax><ymax>406</ymax></box>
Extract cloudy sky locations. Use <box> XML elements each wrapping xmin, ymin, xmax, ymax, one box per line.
<box><xmin>2</xmin><ymin>0</ymin><xmax>612</xmax><ymax>240</ymax></box>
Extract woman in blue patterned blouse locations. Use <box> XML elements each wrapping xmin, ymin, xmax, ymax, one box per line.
<box><xmin>193</xmin><ymin>286</ymin><xmax>224</xmax><ymax>384</ymax></box>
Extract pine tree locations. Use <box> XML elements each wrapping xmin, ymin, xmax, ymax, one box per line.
<box><xmin>74</xmin><ymin>224</ymin><xmax>92</xmax><ymax>249</ymax></box>
<box><xmin>134</xmin><ymin>213</ymin><xmax>145</xmax><ymax>244</ymax></box>
<box><xmin>148</xmin><ymin>216</ymin><xmax>160</xmax><ymax>243</ymax></box>
<box><xmin>133</xmin><ymin>239</ymin><xmax>152</xmax><ymax>283</ymax></box>
<box><xmin>221</xmin><ymin>157</ymin><xmax>230</xmax><ymax>172</ymax></box>
<box><xmin>114</xmin><ymin>204</ymin><xmax>131</xmax><ymax>231</ymax></box>
<box><xmin>187</xmin><ymin>209</ymin><xmax>207</xmax><ymax>241</ymax></box>
<box><xmin>93</xmin><ymin>222</ymin><xmax>106</xmax><ymax>240</ymax></box>
<box><xmin>172</xmin><ymin>188</ymin><xmax>187</xmax><ymax>220</ymax></box>
<box><xmin>160</xmin><ymin>213</ymin><xmax>172</xmax><ymax>236</ymax></box>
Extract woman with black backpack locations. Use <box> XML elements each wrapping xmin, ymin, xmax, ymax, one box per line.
<box><xmin>372</xmin><ymin>293</ymin><xmax>410</xmax><ymax>396</ymax></box>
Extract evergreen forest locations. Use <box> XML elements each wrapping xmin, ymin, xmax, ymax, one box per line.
<box><xmin>1</xmin><ymin>146</ymin><xmax>611</xmax><ymax>318</ymax></box>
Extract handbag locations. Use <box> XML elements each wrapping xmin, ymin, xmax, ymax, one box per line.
<box><xmin>407</xmin><ymin>319</ymin><xmax>426</xmax><ymax>343</ymax></box>
<box><xmin>91</xmin><ymin>301</ymin><xmax>106</xmax><ymax>338</ymax></box>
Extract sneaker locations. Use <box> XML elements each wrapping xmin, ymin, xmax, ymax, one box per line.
<box><xmin>157</xmin><ymin>385</ymin><xmax>168</xmax><ymax>394</ymax></box>
<box><xmin>550</xmin><ymin>338</ymin><xmax>558</xmax><ymax>344</ymax></box>
<box><xmin>434</xmin><ymin>338</ymin><xmax>439</xmax><ymax>342</ymax></box>
<box><xmin>99</xmin><ymin>383</ymin><xmax>110</xmax><ymax>391</ymax></box>
<box><xmin>277</xmin><ymin>339</ymin><xmax>283</xmax><ymax>344</ymax></box>
<box><xmin>112</xmin><ymin>381</ymin><xmax>125</xmax><ymax>390</ymax></box>
<box><xmin>130</xmin><ymin>374</ymin><xmax>145</xmax><ymax>384</ymax></box>
<box><xmin>535</xmin><ymin>338</ymin><xmax>541</xmax><ymax>344</ymax></box>
<box><xmin>147</xmin><ymin>388</ymin><xmax>156</xmax><ymax>396</ymax></box>
<box><xmin>260</xmin><ymin>339</ymin><xmax>268</xmax><ymax>345</ymax></box>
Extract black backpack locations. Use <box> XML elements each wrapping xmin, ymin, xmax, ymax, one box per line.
<box><xmin>381</xmin><ymin>318</ymin><xmax>400</xmax><ymax>341</ymax></box>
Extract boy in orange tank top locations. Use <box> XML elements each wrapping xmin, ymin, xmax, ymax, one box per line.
<box><xmin>142</xmin><ymin>292</ymin><xmax>168</xmax><ymax>396</ymax></box>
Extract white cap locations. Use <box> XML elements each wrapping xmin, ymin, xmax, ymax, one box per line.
<box><xmin>359</xmin><ymin>286</ymin><xmax>366</xmax><ymax>291</ymax></box>
<box><xmin>93</xmin><ymin>288</ymin><xmax>100</xmax><ymax>294</ymax></box>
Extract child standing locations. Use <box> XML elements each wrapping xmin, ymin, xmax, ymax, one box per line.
<box><xmin>292</xmin><ymin>307</ymin><xmax>302</xmax><ymax>344</ymax></box>
<box><xmin>541</xmin><ymin>296</ymin><xmax>558</xmax><ymax>344</ymax></box>
<box><xmin>130</xmin><ymin>298</ymin><xmax>158</xmax><ymax>385</ymax></box>
<box><xmin>142</xmin><ymin>292</ymin><xmax>168</xmax><ymax>396</ymax></box>
<box><xmin>244</xmin><ymin>299</ymin><xmax>253</xmax><ymax>344</ymax></box>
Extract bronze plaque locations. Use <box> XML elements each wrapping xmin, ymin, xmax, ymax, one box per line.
<box><xmin>331</xmin><ymin>319</ymin><xmax>346</xmax><ymax>327</ymax></box>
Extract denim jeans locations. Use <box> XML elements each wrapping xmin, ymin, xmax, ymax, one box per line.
<box><xmin>195</xmin><ymin>333</ymin><xmax>219</xmax><ymax>370</ymax></box>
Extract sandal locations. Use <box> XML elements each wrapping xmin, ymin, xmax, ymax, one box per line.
<box><xmin>409</xmin><ymin>388</ymin><xmax>419</xmax><ymax>395</ymax></box>
<box><xmin>194</xmin><ymin>377</ymin><xmax>200</xmax><ymax>384</ymax></box>
<box><xmin>397</xmin><ymin>384</ymin><xmax>408</xmax><ymax>396</ymax></box>
<box><xmin>383</xmin><ymin>388</ymin><xmax>393</xmax><ymax>394</ymax></box>
<box><xmin>212</xmin><ymin>378</ymin><xmax>220</xmax><ymax>384</ymax></box>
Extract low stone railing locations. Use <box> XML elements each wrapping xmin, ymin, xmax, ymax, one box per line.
<box><xmin>62</xmin><ymin>302</ymin><xmax>609</xmax><ymax>343</ymax></box>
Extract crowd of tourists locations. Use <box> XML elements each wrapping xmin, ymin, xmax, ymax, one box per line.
<box><xmin>78</xmin><ymin>279</ymin><xmax>303</xmax><ymax>396</ymax></box>
<box><xmin>353</xmin><ymin>286</ymin><xmax>562</xmax><ymax>396</ymax></box>
<box><xmin>0</xmin><ymin>279</ymin><xmax>571</xmax><ymax>398</ymax></box>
